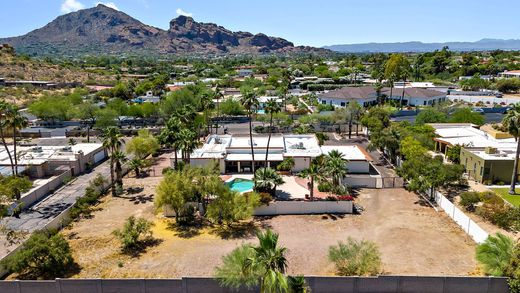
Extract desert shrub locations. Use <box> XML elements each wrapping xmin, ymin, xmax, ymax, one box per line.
<box><xmin>1</xmin><ymin>230</ymin><xmax>74</xmax><ymax>279</ymax></box>
<box><xmin>112</xmin><ymin>216</ymin><xmax>154</xmax><ymax>251</ymax></box>
<box><xmin>459</xmin><ymin>191</ymin><xmax>481</xmax><ymax>209</ymax></box>
<box><xmin>318</xmin><ymin>182</ymin><xmax>332</xmax><ymax>192</ymax></box>
<box><xmin>477</xmin><ymin>203</ymin><xmax>519</xmax><ymax>232</ymax></box>
<box><xmin>69</xmin><ymin>174</ymin><xmax>106</xmax><ymax>219</ymax></box>
<box><xmin>328</xmin><ymin>237</ymin><xmax>382</xmax><ymax>276</ymax></box>
<box><xmin>162</xmin><ymin>167</ymin><xmax>174</xmax><ymax>175</ymax></box>
<box><xmin>258</xmin><ymin>192</ymin><xmax>273</xmax><ymax>205</ymax></box>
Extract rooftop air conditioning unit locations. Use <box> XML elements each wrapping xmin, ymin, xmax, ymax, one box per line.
<box><xmin>484</xmin><ymin>147</ymin><xmax>497</xmax><ymax>154</ymax></box>
<box><xmin>31</xmin><ymin>146</ymin><xmax>43</xmax><ymax>152</ymax></box>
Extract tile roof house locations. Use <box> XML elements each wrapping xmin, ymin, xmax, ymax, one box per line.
<box><xmin>318</xmin><ymin>86</ymin><xmax>446</xmax><ymax>107</ymax></box>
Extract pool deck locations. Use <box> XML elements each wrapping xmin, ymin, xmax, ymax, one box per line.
<box><xmin>221</xmin><ymin>174</ymin><xmax>310</xmax><ymax>200</ymax></box>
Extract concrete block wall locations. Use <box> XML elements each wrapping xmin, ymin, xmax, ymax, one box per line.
<box><xmin>0</xmin><ymin>276</ymin><xmax>508</xmax><ymax>293</ymax></box>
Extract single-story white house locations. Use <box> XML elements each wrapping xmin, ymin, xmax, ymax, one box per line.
<box><xmin>173</xmin><ymin>134</ymin><xmax>372</xmax><ymax>174</ymax></box>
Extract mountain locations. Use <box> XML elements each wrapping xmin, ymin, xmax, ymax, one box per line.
<box><xmin>323</xmin><ymin>39</ymin><xmax>520</xmax><ymax>53</ymax></box>
<box><xmin>0</xmin><ymin>4</ymin><xmax>324</xmax><ymax>57</ymax></box>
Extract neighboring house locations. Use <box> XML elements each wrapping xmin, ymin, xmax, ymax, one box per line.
<box><xmin>317</xmin><ymin>86</ymin><xmax>379</xmax><ymax>107</ymax></box>
<box><xmin>382</xmin><ymin>87</ymin><xmax>447</xmax><ymax>106</ymax></box>
<box><xmin>499</xmin><ymin>70</ymin><xmax>520</xmax><ymax>78</ymax></box>
<box><xmin>318</xmin><ymin>86</ymin><xmax>446</xmax><ymax>108</ymax></box>
<box><xmin>430</xmin><ymin>123</ymin><xmax>518</xmax><ymax>185</ymax></box>
<box><xmin>238</xmin><ymin>69</ymin><xmax>254</xmax><ymax>77</ymax></box>
<box><xmin>132</xmin><ymin>91</ymin><xmax>161</xmax><ymax>104</ymax></box>
<box><xmin>460</xmin><ymin>147</ymin><xmax>518</xmax><ymax>185</ymax></box>
<box><xmin>0</xmin><ymin>144</ymin><xmax>106</xmax><ymax>178</ymax></box>
<box><xmin>174</xmin><ymin>134</ymin><xmax>372</xmax><ymax>175</ymax></box>
<box><xmin>257</xmin><ymin>96</ymin><xmax>283</xmax><ymax>110</ymax></box>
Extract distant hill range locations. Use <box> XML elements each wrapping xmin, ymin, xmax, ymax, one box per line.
<box><xmin>323</xmin><ymin>39</ymin><xmax>520</xmax><ymax>53</ymax></box>
<box><xmin>0</xmin><ymin>4</ymin><xmax>325</xmax><ymax>57</ymax></box>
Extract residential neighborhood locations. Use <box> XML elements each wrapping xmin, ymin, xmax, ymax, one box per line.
<box><xmin>0</xmin><ymin>1</ymin><xmax>519</xmax><ymax>293</ymax></box>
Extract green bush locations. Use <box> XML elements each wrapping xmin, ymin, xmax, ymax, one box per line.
<box><xmin>112</xmin><ymin>216</ymin><xmax>154</xmax><ymax>252</ymax></box>
<box><xmin>328</xmin><ymin>237</ymin><xmax>382</xmax><ymax>276</ymax></box>
<box><xmin>459</xmin><ymin>192</ymin><xmax>481</xmax><ymax>209</ymax></box>
<box><xmin>318</xmin><ymin>182</ymin><xmax>332</xmax><ymax>192</ymax></box>
<box><xmin>1</xmin><ymin>230</ymin><xmax>75</xmax><ymax>279</ymax></box>
<box><xmin>69</xmin><ymin>174</ymin><xmax>106</xmax><ymax>220</ymax></box>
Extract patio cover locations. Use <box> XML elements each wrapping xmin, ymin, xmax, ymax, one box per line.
<box><xmin>225</xmin><ymin>153</ymin><xmax>284</xmax><ymax>162</ymax></box>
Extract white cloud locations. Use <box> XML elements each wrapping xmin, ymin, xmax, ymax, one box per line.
<box><xmin>95</xmin><ymin>2</ymin><xmax>119</xmax><ymax>10</ymax></box>
<box><xmin>61</xmin><ymin>0</ymin><xmax>85</xmax><ymax>13</ymax></box>
<box><xmin>176</xmin><ymin>8</ymin><xmax>193</xmax><ymax>17</ymax></box>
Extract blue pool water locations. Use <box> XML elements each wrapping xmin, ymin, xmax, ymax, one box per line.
<box><xmin>226</xmin><ymin>179</ymin><xmax>254</xmax><ymax>193</ymax></box>
<box><xmin>256</xmin><ymin>109</ymin><xmax>266</xmax><ymax>114</ymax></box>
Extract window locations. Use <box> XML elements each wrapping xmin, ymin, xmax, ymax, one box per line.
<box><xmin>340</xmin><ymin>102</ymin><xmax>346</xmax><ymax>107</ymax></box>
<box><xmin>322</xmin><ymin>100</ymin><xmax>327</xmax><ymax>105</ymax></box>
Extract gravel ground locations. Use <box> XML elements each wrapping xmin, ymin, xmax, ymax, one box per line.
<box><xmin>60</xmin><ymin>164</ymin><xmax>478</xmax><ymax>278</ymax></box>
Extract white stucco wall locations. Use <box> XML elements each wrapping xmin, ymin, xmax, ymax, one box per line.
<box><xmin>318</xmin><ymin>97</ymin><xmax>376</xmax><ymax>108</ymax></box>
<box><xmin>347</xmin><ymin>161</ymin><xmax>370</xmax><ymax>174</ymax></box>
<box><xmin>292</xmin><ymin>157</ymin><xmax>311</xmax><ymax>172</ymax></box>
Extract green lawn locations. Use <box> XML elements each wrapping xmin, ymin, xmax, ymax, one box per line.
<box><xmin>491</xmin><ymin>188</ymin><xmax>520</xmax><ymax>207</ymax></box>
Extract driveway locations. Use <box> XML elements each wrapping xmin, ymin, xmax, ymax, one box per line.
<box><xmin>0</xmin><ymin>160</ymin><xmax>112</xmax><ymax>259</ymax></box>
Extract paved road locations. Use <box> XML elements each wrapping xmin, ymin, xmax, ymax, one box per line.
<box><xmin>3</xmin><ymin>160</ymin><xmax>111</xmax><ymax>233</ymax></box>
<box><xmin>392</xmin><ymin>113</ymin><xmax>504</xmax><ymax>124</ymax></box>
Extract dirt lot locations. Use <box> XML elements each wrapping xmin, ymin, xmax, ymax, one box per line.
<box><xmin>62</xmin><ymin>166</ymin><xmax>478</xmax><ymax>278</ymax></box>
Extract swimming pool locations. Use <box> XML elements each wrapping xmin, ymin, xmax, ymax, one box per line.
<box><xmin>256</xmin><ymin>109</ymin><xmax>266</xmax><ymax>114</ymax></box>
<box><xmin>226</xmin><ymin>178</ymin><xmax>254</xmax><ymax>193</ymax></box>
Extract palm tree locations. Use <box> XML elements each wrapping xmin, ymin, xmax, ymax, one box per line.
<box><xmin>102</xmin><ymin>127</ymin><xmax>124</xmax><ymax>197</ymax></box>
<box><xmin>299</xmin><ymin>161</ymin><xmax>322</xmax><ymax>201</ymax></box>
<box><xmin>177</xmin><ymin>128</ymin><xmax>199</xmax><ymax>164</ymax></box>
<box><xmin>6</xmin><ymin>105</ymin><xmax>28</xmax><ymax>176</ymax></box>
<box><xmin>240</xmin><ymin>87</ymin><xmax>259</xmax><ymax>174</ymax></box>
<box><xmin>0</xmin><ymin>101</ymin><xmax>15</xmax><ymax>175</ymax></box>
<box><xmin>264</xmin><ymin>99</ymin><xmax>282</xmax><ymax>167</ymax></box>
<box><xmin>247</xmin><ymin>230</ymin><xmax>289</xmax><ymax>293</ymax></box>
<box><xmin>502</xmin><ymin>104</ymin><xmax>520</xmax><ymax>195</ymax></box>
<box><xmin>325</xmin><ymin>150</ymin><xmax>349</xmax><ymax>190</ymax></box>
<box><xmin>159</xmin><ymin>117</ymin><xmax>182</xmax><ymax>168</ymax></box>
<box><xmin>277</xmin><ymin>157</ymin><xmax>295</xmax><ymax>172</ymax></box>
<box><xmin>346</xmin><ymin>102</ymin><xmax>363</xmax><ymax>138</ymax></box>
<box><xmin>200</xmin><ymin>92</ymin><xmax>214</xmax><ymax>134</ymax></box>
<box><xmin>112</xmin><ymin>151</ymin><xmax>127</xmax><ymax>188</ymax></box>
<box><xmin>254</xmin><ymin>167</ymin><xmax>285</xmax><ymax>195</ymax></box>
<box><xmin>215</xmin><ymin>229</ymin><xmax>289</xmax><ymax>293</ymax></box>
<box><xmin>214</xmin><ymin>87</ymin><xmax>224</xmax><ymax>134</ymax></box>
<box><xmin>476</xmin><ymin>233</ymin><xmax>515</xmax><ymax>276</ymax></box>
<box><xmin>129</xmin><ymin>158</ymin><xmax>145</xmax><ymax>177</ymax></box>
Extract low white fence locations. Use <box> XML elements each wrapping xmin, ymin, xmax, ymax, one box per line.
<box><xmin>433</xmin><ymin>190</ymin><xmax>489</xmax><ymax>243</ymax></box>
<box><xmin>254</xmin><ymin>201</ymin><xmax>353</xmax><ymax>216</ymax></box>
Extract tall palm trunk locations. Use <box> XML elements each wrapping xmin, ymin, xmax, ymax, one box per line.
<box><xmin>216</xmin><ymin>98</ymin><xmax>220</xmax><ymax>134</ymax></box>
<box><xmin>400</xmin><ymin>78</ymin><xmax>406</xmax><ymax>108</ymax></box>
<box><xmin>173</xmin><ymin>147</ymin><xmax>178</xmax><ymax>168</ymax></box>
<box><xmin>249</xmin><ymin>112</ymin><xmax>256</xmax><ymax>175</ymax></box>
<box><xmin>309</xmin><ymin>176</ymin><xmax>314</xmax><ymax>201</ymax></box>
<box><xmin>509</xmin><ymin>137</ymin><xmax>520</xmax><ymax>194</ymax></box>
<box><xmin>12</xmin><ymin>126</ymin><xmax>18</xmax><ymax>176</ymax></box>
<box><xmin>0</xmin><ymin>126</ymin><xmax>14</xmax><ymax>175</ymax></box>
<box><xmin>348</xmin><ymin>117</ymin><xmax>353</xmax><ymax>139</ymax></box>
<box><xmin>265</xmin><ymin>113</ymin><xmax>274</xmax><ymax>168</ymax></box>
<box><xmin>115</xmin><ymin>160</ymin><xmax>123</xmax><ymax>187</ymax></box>
<box><xmin>110</xmin><ymin>157</ymin><xmax>116</xmax><ymax>196</ymax></box>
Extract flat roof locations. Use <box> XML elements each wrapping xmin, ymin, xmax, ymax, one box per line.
<box><xmin>320</xmin><ymin>145</ymin><xmax>373</xmax><ymax>161</ymax></box>
<box><xmin>0</xmin><ymin>143</ymin><xmax>103</xmax><ymax>166</ymax></box>
<box><xmin>432</xmin><ymin>124</ymin><xmax>517</xmax><ymax>149</ymax></box>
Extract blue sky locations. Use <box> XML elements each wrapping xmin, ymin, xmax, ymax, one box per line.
<box><xmin>1</xmin><ymin>0</ymin><xmax>520</xmax><ymax>47</ymax></box>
